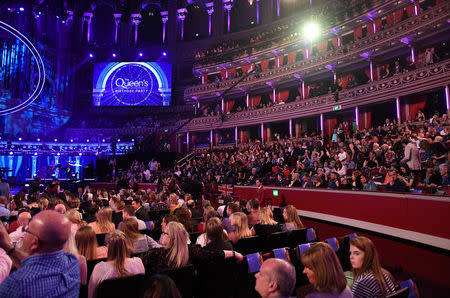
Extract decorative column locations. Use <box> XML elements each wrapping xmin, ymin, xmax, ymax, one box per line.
<box><xmin>395</xmin><ymin>97</ymin><xmax>401</xmax><ymax>122</ymax></box>
<box><xmin>260</xmin><ymin>123</ymin><xmax>264</xmax><ymax>141</ymax></box>
<box><xmin>205</xmin><ymin>2</ymin><xmax>214</xmax><ymax>36</ymax></box>
<box><xmin>372</xmin><ymin>22</ymin><xmax>376</xmax><ymax>34</ymax></box>
<box><xmin>130</xmin><ymin>13</ymin><xmax>142</xmax><ymax>45</ymax></box>
<box><xmin>320</xmin><ymin>113</ymin><xmax>324</xmax><ymax>136</ymax></box>
<box><xmin>289</xmin><ymin>119</ymin><xmax>293</xmax><ymax>138</ymax></box>
<box><xmin>369</xmin><ymin>59</ymin><xmax>374</xmax><ymax>81</ymax></box>
<box><xmin>113</xmin><ymin>13</ymin><xmax>122</xmax><ymax>44</ymax></box>
<box><xmin>221</xmin><ymin>98</ymin><xmax>225</xmax><ymax>113</ymax></box>
<box><xmin>355</xmin><ymin>106</ymin><xmax>359</xmax><ymax>129</ymax></box>
<box><xmin>210</xmin><ymin>130</ymin><xmax>214</xmax><ymax>147</ymax></box>
<box><xmin>256</xmin><ymin>0</ymin><xmax>260</xmax><ymax>24</ymax></box>
<box><xmin>161</xmin><ymin>11</ymin><xmax>168</xmax><ymax>43</ymax></box>
<box><xmin>246</xmin><ymin>93</ymin><xmax>250</xmax><ymax>108</ymax></box>
<box><xmin>31</xmin><ymin>155</ymin><xmax>37</xmax><ymax>178</ymax></box>
<box><xmin>276</xmin><ymin>0</ymin><xmax>280</xmax><ymax>17</ymax></box>
<box><xmin>235</xmin><ymin>126</ymin><xmax>238</xmax><ymax>145</ymax></box>
<box><xmin>411</xmin><ymin>47</ymin><xmax>415</xmax><ymax>63</ymax></box>
<box><xmin>223</xmin><ymin>0</ymin><xmax>233</xmax><ymax>33</ymax></box>
<box><xmin>177</xmin><ymin>8</ymin><xmax>187</xmax><ymax>40</ymax></box>
<box><xmin>82</xmin><ymin>12</ymin><xmax>93</xmax><ymax>43</ymax></box>
<box><xmin>445</xmin><ymin>85</ymin><xmax>449</xmax><ymax>110</ymax></box>
<box><xmin>302</xmin><ymin>81</ymin><xmax>305</xmax><ymax>99</ymax></box>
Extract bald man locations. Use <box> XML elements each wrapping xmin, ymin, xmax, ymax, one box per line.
<box><xmin>0</xmin><ymin>210</ymin><xmax>80</xmax><ymax>297</ymax></box>
<box><xmin>255</xmin><ymin>258</ymin><xmax>296</xmax><ymax>298</ymax></box>
<box><xmin>9</xmin><ymin>211</ymin><xmax>32</xmax><ymax>248</ymax></box>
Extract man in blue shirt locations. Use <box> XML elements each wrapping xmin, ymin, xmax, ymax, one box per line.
<box><xmin>0</xmin><ymin>210</ymin><xmax>80</xmax><ymax>298</ymax></box>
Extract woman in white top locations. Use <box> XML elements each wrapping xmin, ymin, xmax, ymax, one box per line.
<box><xmin>120</xmin><ymin>218</ymin><xmax>161</xmax><ymax>253</ymax></box>
<box><xmin>88</xmin><ymin>230</ymin><xmax>145</xmax><ymax>298</ymax></box>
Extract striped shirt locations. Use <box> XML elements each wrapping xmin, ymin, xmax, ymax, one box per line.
<box><xmin>352</xmin><ymin>270</ymin><xmax>395</xmax><ymax>298</ymax></box>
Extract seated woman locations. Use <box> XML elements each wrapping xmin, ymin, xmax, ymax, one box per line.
<box><xmin>282</xmin><ymin>205</ymin><xmax>304</xmax><ymax>232</ymax></box>
<box><xmin>75</xmin><ymin>226</ymin><xmax>108</xmax><ymax>260</ymax></box>
<box><xmin>88</xmin><ymin>230</ymin><xmax>145</xmax><ymax>298</ymax></box>
<box><xmin>196</xmin><ymin>210</ymin><xmax>220</xmax><ymax>247</ymax></box>
<box><xmin>227</xmin><ymin>212</ymin><xmax>253</xmax><ymax>244</ymax></box>
<box><xmin>142</xmin><ymin>274</ymin><xmax>182</xmax><ymax>298</ymax></box>
<box><xmin>175</xmin><ymin>207</ymin><xmax>194</xmax><ymax>233</ymax></box>
<box><xmin>252</xmin><ymin>207</ymin><xmax>282</xmax><ymax>237</ymax></box>
<box><xmin>88</xmin><ymin>207</ymin><xmax>115</xmax><ymax>234</ymax></box>
<box><xmin>142</xmin><ymin>222</ymin><xmax>242</xmax><ymax>275</ymax></box>
<box><xmin>350</xmin><ymin>236</ymin><xmax>395</xmax><ymax>298</ymax></box>
<box><xmin>120</xmin><ymin>218</ymin><xmax>161</xmax><ymax>254</ymax></box>
<box><xmin>301</xmin><ymin>242</ymin><xmax>353</xmax><ymax>297</ymax></box>
<box><xmin>204</xmin><ymin>217</ymin><xmax>232</xmax><ymax>251</ymax></box>
<box><xmin>63</xmin><ymin>229</ymin><xmax>87</xmax><ymax>285</ymax></box>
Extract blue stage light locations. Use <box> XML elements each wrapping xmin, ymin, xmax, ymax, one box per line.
<box><xmin>34</xmin><ymin>152</ymin><xmax>37</xmax><ymax>155</ymax></box>
<box><xmin>139</xmin><ymin>52</ymin><xmax>143</xmax><ymax>57</ymax></box>
<box><xmin>9</xmin><ymin>152</ymin><xmax>13</xmax><ymax>155</ymax></box>
<box><xmin>163</xmin><ymin>52</ymin><xmax>167</xmax><ymax>56</ymax></box>
<box><xmin>89</xmin><ymin>53</ymin><xmax>94</xmax><ymax>58</ymax></box>
<box><xmin>19</xmin><ymin>7</ymin><xmax>25</xmax><ymax>12</ymax></box>
<box><xmin>18</xmin><ymin>137</ymin><xmax>22</xmax><ymax>141</ymax></box>
<box><xmin>112</xmin><ymin>53</ymin><xmax>117</xmax><ymax>57</ymax></box>
<box><xmin>37</xmin><ymin>138</ymin><xmax>40</xmax><ymax>141</ymax></box>
<box><xmin>54</xmin><ymin>138</ymin><xmax>58</xmax><ymax>142</ymax></box>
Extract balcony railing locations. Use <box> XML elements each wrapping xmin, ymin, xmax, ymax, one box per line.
<box><xmin>184</xmin><ymin>1</ymin><xmax>449</xmax><ymax>99</ymax></box>
<box><xmin>180</xmin><ymin>59</ymin><xmax>450</xmax><ymax>132</ymax></box>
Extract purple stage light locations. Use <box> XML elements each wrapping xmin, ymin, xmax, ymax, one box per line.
<box><xmin>9</xmin><ymin>152</ymin><xmax>13</xmax><ymax>155</ymax></box>
<box><xmin>70</xmin><ymin>139</ymin><xmax>73</xmax><ymax>142</ymax></box>
<box><xmin>79</xmin><ymin>153</ymin><xmax>82</xmax><ymax>156</ymax></box>
<box><xmin>89</xmin><ymin>53</ymin><xmax>94</xmax><ymax>58</ymax></box>
<box><xmin>54</xmin><ymin>138</ymin><xmax>58</xmax><ymax>142</ymax></box>
<box><xmin>112</xmin><ymin>53</ymin><xmax>116</xmax><ymax>57</ymax></box>
<box><xmin>57</xmin><ymin>153</ymin><xmax>60</xmax><ymax>156</ymax></box>
<box><xmin>139</xmin><ymin>52</ymin><xmax>143</xmax><ymax>57</ymax></box>
<box><xmin>117</xmin><ymin>139</ymin><xmax>121</xmax><ymax>142</ymax></box>
<box><xmin>19</xmin><ymin>7</ymin><xmax>25</xmax><ymax>12</ymax></box>
<box><xmin>34</xmin><ymin>152</ymin><xmax>37</xmax><ymax>155</ymax></box>
<box><xmin>163</xmin><ymin>52</ymin><xmax>167</xmax><ymax>56</ymax></box>
<box><xmin>86</xmin><ymin>139</ymin><xmax>89</xmax><ymax>142</ymax></box>
<box><xmin>18</xmin><ymin>137</ymin><xmax>22</xmax><ymax>141</ymax></box>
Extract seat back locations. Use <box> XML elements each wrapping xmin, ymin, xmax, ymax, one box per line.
<box><xmin>234</xmin><ymin>236</ymin><xmax>262</xmax><ymax>255</ymax></box>
<box><xmin>96</xmin><ymin>274</ymin><xmax>146</xmax><ymax>298</ymax></box>
<box><xmin>399</xmin><ymin>279</ymin><xmax>419</xmax><ymax>298</ymax></box>
<box><xmin>340</xmin><ymin>233</ymin><xmax>357</xmax><ymax>271</ymax></box>
<box><xmin>189</xmin><ymin>232</ymin><xmax>202</xmax><ymax>244</ymax></box>
<box><xmin>287</xmin><ymin>228</ymin><xmax>307</xmax><ymax>247</ymax></box>
<box><xmin>265</xmin><ymin>231</ymin><xmax>289</xmax><ymax>251</ymax></box>
<box><xmin>306</xmin><ymin>228</ymin><xmax>318</xmax><ymax>242</ymax></box>
<box><xmin>246</xmin><ymin>252</ymin><xmax>263</xmax><ymax>273</ymax></box>
<box><xmin>86</xmin><ymin>258</ymin><xmax>107</xmax><ymax>285</ymax></box>
<box><xmin>144</xmin><ymin>220</ymin><xmax>154</xmax><ymax>230</ymax></box>
<box><xmin>325</xmin><ymin>237</ymin><xmax>340</xmax><ymax>252</ymax></box>
<box><xmin>159</xmin><ymin>265</ymin><xmax>194</xmax><ymax>298</ymax></box>
<box><xmin>273</xmin><ymin>248</ymin><xmax>290</xmax><ymax>261</ymax></box>
<box><xmin>386</xmin><ymin>287</ymin><xmax>410</xmax><ymax>298</ymax></box>
<box><xmin>96</xmin><ymin>233</ymin><xmax>107</xmax><ymax>246</ymax></box>
<box><xmin>296</xmin><ymin>243</ymin><xmax>313</xmax><ymax>259</ymax></box>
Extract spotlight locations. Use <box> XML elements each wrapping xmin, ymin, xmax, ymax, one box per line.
<box><xmin>37</xmin><ymin>138</ymin><xmax>40</xmax><ymax>141</ymax></box>
<box><xmin>38</xmin><ymin>11</ymin><xmax>42</xmax><ymax>15</ymax></box>
<box><xmin>89</xmin><ymin>53</ymin><xmax>94</xmax><ymax>58</ymax></box>
<box><xmin>70</xmin><ymin>139</ymin><xmax>73</xmax><ymax>142</ymax></box>
<box><xmin>18</xmin><ymin>137</ymin><xmax>22</xmax><ymax>141</ymax></box>
<box><xmin>9</xmin><ymin>152</ymin><xmax>13</xmax><ymax>155</ymax></box>
<box><xmin>117</xmin><ymin>139</ymin><xmax>121</xmax><ymax>142</ymax></box>
<box><xmin>86</xmin><ymin>139</ymin><xmax>89</xmax><ymax>142</ymax></box>
<box><xmin>25</xmin><ymin>184</ymin><xmax>30</xmax><ymax>187</ymax></box>
<box><xmin>102</xmin><ymin>139</ymin><xmax>105</xmax><ymax>142</ymax></box>
<box><xmin>34</xmin><ymin>152</ymin><xmax>37</xmax><ymax>155</ymax></box>
<box><xmin>54</xmin><ymin>138</ymin><xmax>58</xmax><ymax>142</ymax></box>
<box><xmin>19</xmin><ymin>7</ymin><xmax>25</xmax><ymax>12</ymax></box>
<box><xmin>112</xmin><ymin>53</ymin><xmax>117</xmax><ymax>57</ymax></box>
<box><xmin>132</xmin><ymin>138</ymin><xmax>135</xmax><ymax>142</ymax></box>
<box><xmin>79</xmin><ymin>153</ymin><xmax>82</xmax><ymax>156</ymax></box>
<box><xmin>57</xmin><ymin>153</ymin><xmax>60</xmax><ymax>156</ymax></box>
<box><xmin>139</xmin><ymin>52</ymin><xmax>143</xmax><ymax>57</ymax></box>
<box><xmin>162</xmin><ymin>52</ymin><xmax>167</xmax><ymax>56</ymax></box>
<box><xmin>303</xmin><ymin>23</ymin><xmax>321</xmax><ymax>41</ymax></box>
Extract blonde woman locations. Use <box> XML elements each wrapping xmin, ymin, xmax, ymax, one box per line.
<box><xmin>65</xmin><ymin>209</ymin><xmax>85</xmax><ymax>236</ymax></box>
<box><xmin>120</xmin><ymin>218</ymin><xmax>161</xmax><ymax>253</ymax></box>
<box><xmin>282</xmin><ymin>205</ymin><xmax>304</xmax><ymax>231</ymax></box>
<box><xmin>301</xmin><ymin>242</ymin><xmax>352</xmax><ymax>297</ymax></box>
<box><xmin>228</xmin><ymin>212</ymin><xmax>252</xmax><ymax>244</ymax></box>
<box><xmin>88</xmin><ymin>230</ymin><xmax>145</xmax><ymax>298</ymax></box>
<box><xmin>63</xmin><ymin>231</ymin><xmax>87</xmax><ymax>285</ymax></box>
<box><xmin>75</xmin><ymin>226</ymin><xmax>108</xmax><ymax>260</ymax></box>
<box><xmin>88</xmin><ymin>207</ymin><xmax>115</xmax><ymax>234</ymax></box>
<box><xmin>142</xmin><ymin>222</ymin><xmax>242</xmax><ymax>275</ymax></box>
<box><xmin>251</xmin><ymin>207</ymin><xmax>282</xmax><ymax>237</ymax></box>
<box><xmin>350</xmin><ymin>236</ymin><xmax>395</xmax><ymax>298</ymax></box>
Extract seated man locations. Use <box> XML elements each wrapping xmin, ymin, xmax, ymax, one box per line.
<box><xmin>0</xmin><ymin>210</ymin><xmax>80</xmax><ymax>297</ymax></box>
<box><xmin>385</xmin><ymin>169</ymin><xmax>410</xmax><ymax>193</ymax></box>
<box><xmin>120</xmin><ymin>205</ymin><xmax>146</xmax><ymax>230</ymax></box>
<box><xmin>255</xmin><ymin>258</ymin><xmax>296</xmax><ymax>298</ymax></box>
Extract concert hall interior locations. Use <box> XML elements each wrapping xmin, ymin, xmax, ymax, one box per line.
<box><xmin>0</xmin><ymin>0</ymin><xmax>449</xmax><ymax>297</ymax></box>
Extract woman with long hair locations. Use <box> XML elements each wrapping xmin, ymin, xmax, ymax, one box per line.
<box><xmin>228</xmin><ymin>212</ymin><xmax>253</xmax><ymax>244</ymax></box>
<box><xmin>142</xmin><ymin>222</ymin><xmax>242</xmax><ymax>275</ymax></box>
<box><xmin>175</xmin><ymin>207</ymin><xmax>194</xmax><ymax>233</ymax></box>
<box><xmin>282</xmin><ymin>205</ymin><xmax>304</xmax><ymax>231</ymax></box>
<box><xmin>75</xmin><ymin>226</ymin><xmax>108</xmax><ymax>260</ymax></box>
<box><xmin>301</xmin><ymin>242</ymin><xmax>352</xmax><ymax>297</ymax></box>
<box><xmin>252</xmin><ymin>207</ymin><xmax>282</xmax><ymax>237</ymax></box>
<box><xmin>350</xmin><ymin>236</ymin><xmax>395</xmax><ymax>298</ymax></box>
<box><xmin>88</xmin><ymin>207</ymin><xmax>115</xmax><ymax>234</ymax></box>
<box><xmin>120</xmin><ymin>218</ymin><xmax>160</xmax><ymax>254</ymax></box>
<box><xmin>88</xmin><ymin>230</ymin><xmax>145</xmax><ymax>298</ymax></box>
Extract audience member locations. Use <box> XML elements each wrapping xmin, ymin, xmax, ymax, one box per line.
<box><xmin>282</xmin><ymin>205</ymin><xmax>304</xmax><ymax>231</ymax></box>
<box><xmin>228</xmin><ymin>212</ymin><xmax>253</xmax><ymax>244</ymax></box>
<box><xmin>88</xmin><ymin>207</ymin><xmax>115</xmax><ymax>234</ymax></box>
<box><xmin>75</xmin><ymin>226</ymin><xmax>108</xmax><ymax>260</ymax></box>
<box><xmin>120</xmin><ymin>218</ymin><xmax>160</xmax><ymax>254</ymax></box>
<box><xmin>255</xmin><ymin>258</ymin><xmax>296</xmax><ymax>298</ymax></box>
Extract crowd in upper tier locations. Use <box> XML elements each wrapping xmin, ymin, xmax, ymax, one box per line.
<box><xmin>116</xmin><ymin>113</ymin><xmax>449</xmax><ymax>196</ymax></box>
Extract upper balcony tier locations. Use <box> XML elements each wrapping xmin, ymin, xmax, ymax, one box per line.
<box><xmin>180</xmin><ymin>59</ymin><xmax>450</xmax><ymax>132</ymax></box>
<box><xmin>185</xmin><ymin>2</ymin><xmax>449</xmax><ymax>100</ymax></box>
<box><xmin>191</xmin><ymin>0</ymin><xmax>416</xmax><ymax>71</ymax></box>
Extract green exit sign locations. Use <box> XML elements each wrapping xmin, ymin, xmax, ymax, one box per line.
<box><xmin>333</xmin><ymin>105</ymin><xmax>342</xmax><ymax>111</ymax></box>
<box><xmin>273</xmin><ymin>190</ymin><xmax>279</xmax><ymax>196</ymax></box>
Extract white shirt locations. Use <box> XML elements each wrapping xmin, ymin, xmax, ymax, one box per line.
<box><xmin>9</xmin><ymin>226</ymin><xmax>26</xmax><ymax>248</ymax></box>
<box><xmin>0</xmin><ymin>248</ymin><xmax>12</xmax><ymax>284</ymax></box>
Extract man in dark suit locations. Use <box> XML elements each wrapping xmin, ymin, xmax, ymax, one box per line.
<box><xmin>132</xmin><ymin>198</ymin><xmax>150</xmax><ymax>222</ymax></box>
